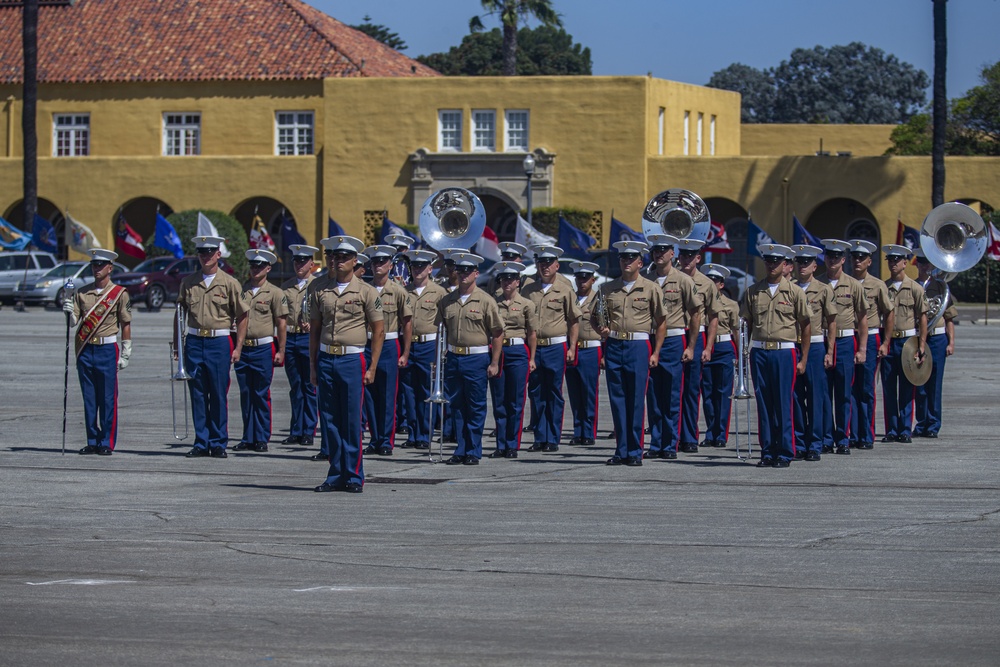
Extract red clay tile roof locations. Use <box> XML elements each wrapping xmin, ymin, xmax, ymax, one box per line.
<box><xmin>0</xmin><ymin>0</ymin><xmax>439</xmax><ymax>83</ymax></box>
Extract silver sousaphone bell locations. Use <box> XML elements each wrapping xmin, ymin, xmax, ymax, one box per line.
<box><xmin>641</xmin><ymin>188</ymin><xmax>712</xmax><ymax>243</ymax></box>
<box><xmin>418</xmin><ymin>187</ymin><xmax>487</xmax><ymax>251</ymax></box>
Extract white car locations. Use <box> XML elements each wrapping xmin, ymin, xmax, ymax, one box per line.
<box><xmin>14</xmin><ymin>261</ymin><xmax>128</xmax><ymax>307</ymax></box>
<box><xmin>0</xmin><ymin>251</ymin><xmax>58</xmax><ymax>303</ymax></box>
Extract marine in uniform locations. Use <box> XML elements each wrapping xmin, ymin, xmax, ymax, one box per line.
<box><xmin>675</xmin><ymin>237</ymin><xmax>719</xmax><ymax>453</ymax></box>
<box><xmin>177</xmin><ymin>236</ymin><xmax>248</xmax><ymax>459</ymax></box>
<box><xmin>699</xmin><ymin>264</ymin><xmax>738</xmax><ymax>449</ymax></box>
<box><xmin>385</xmin><ymin>234</ymin><xmax>415</xmax><ymax>436</ymax></box>
<box><xmin>880</xmin><ymin>244</ymin><xmax>928</xmax><ymax>444</ymax></box>
<box><xmin>913</xmin><ymin>248</ymin><xmax>956</xmax><ymax>438</ymax></box>
<box><xmin>437</xmin><ymin>252</ymin><xmax>504</xmax><ymax>465</ymax></box>
<box><xmin>488</xmin><ymin>261</ymin><xmax>537</xmax><ymax>458</ymax></box>
<box><xmin>790</xmin><ymin>244</ymin><xmax>837</xmax><ymax>461</ymax></box>
<box><xmin>401</xmin><ymin>249</ymin><xmax>447</xmax><ymax>450</ymax></box>
<box><xmin>564</xmin><ymin>260</ymin><xmax>602</xmax><ymax>447</ymax></box>
<box><xmin>234</xmin><ymin>249</ymin><xmax>288</xmax><ymax>453</ymax></box>
<box><xmin>311</xmin><ymin>236</ymin><xmax>384</xmax><ymax>493</ymax></box>
<box><xmin>436</xmin><ymin>248</ymin><xmax>464</xmax><ymax>444</ymax></box>
<box><xmin>521</xmin><ymin>245</ymin><xmax>581</xmax><ymax>452</ymax></box>
<box><xmin>818</xmin><ymin>239</ymin><xmax>868</xmax><ymax>454</ymax></box>
<box><xmin>362</xmin><ymin>245</ymin><xmax>413</xmax><ymax>456</ymax></box>
<box><xmin>740</xmin><ymin>244</ymin><xmax>812</xmax><ymax>468</ymax></box>
<box><xmin>280</xmin><ymin>244</ymin><xmax>320</xmax><ymax>448</ymax></box>
<box><xmin>591</xmin><ymin>240</ymin><xmax>666</xmax><ymax>466</ymax></box>
<box><xmin>849</xmin><ymin>240</ymin><xmax>895</xmax><ymax>449</ymax></box>
<box><xmin>486</xmin><ymin>242</ymin><xmax>531</xmax><ymax>296</ymax></box>
<box><xmin>63</xmin><ymin>249</ymin><xmax>132</xmax><ymax>455</ymax></box>
<box><xmin>641</xmin><ymin>234</ymin><xmax>699</xmax><ymax>460</ymax></box>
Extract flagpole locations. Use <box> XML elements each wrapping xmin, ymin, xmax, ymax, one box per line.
<box><xmin>986</xmin><ymin>260</ymin><xmax>990</xmax><ymax>326</ymax></box>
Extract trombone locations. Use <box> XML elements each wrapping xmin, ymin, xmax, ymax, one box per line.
<box><xmin>732</xmin><ymin>318</ymin><xmax>753</xmax><ymax>461</ymax></box>
<box><xmin>168</xmin><ymin>302</ymin><xmax>192</xmax><ymax>440</ymax></box>
<box><xmin>426</xmin><ymin>323</ymin><xmax>450</xmax><ymax>463</ymax></box>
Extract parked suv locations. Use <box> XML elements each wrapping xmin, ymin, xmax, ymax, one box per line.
<box><xmin>0</xmin><ymin>250</ymin><xmax>58</xmax><ymax>303</ymax></box>
<box><xmin>14</xmin><ymin>260</ymin><xmax>127</xmax><ymax>307</ymax></box>
<box><xmin>115</xmin><ymin>255</ymin><xmax>234</xmax><ymax>309</ymax></box>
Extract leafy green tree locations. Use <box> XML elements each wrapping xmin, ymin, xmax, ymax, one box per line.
<box><xmin>469</xmin><ymin>0</ymin><xmax>561</xmax><ymax>76</ymax></box>
<box><xmin>349</xmin><ymin>15</ymin><xmax>407</xmax><ymax>51</ymax></box>
<box><xmin>706</xmin><ymin>63</ymin><xmax>776</xmax><ymax>123</ymax></box>
<box><xmin>144</xmin><ymin>210</ymin><xmax>249</xmax><ymax>281</ymax></box>
<box><xmin>418</xmin><ymin>25</ymin><xmax>590</xmax><ymax>76</ymax></box>
<box><xmin>523</xmin><ymin>206</ymin><xmax>593</xmax><ymax>239</ymax></box>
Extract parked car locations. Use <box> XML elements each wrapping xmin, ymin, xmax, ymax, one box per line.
<box><xmin>13</xmin><ymin>261</ymin><xmax>127</xmax><ymax>307</ymax></box>
<box><xmin>0</xmin><ymin>250</ymin><xmax>58</xmax><ymax>303</ymax></box>
<box><xmin>721</xmin><ymin>266</ymin><xmax>751</xmax><ymax>302</ymax></box>
<box><xmin>114</xmin><ymin>255</ymin><xmax>234</xmax><ymax>309</ymax></box>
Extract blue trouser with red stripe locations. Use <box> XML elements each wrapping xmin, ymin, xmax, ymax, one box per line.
<box><xmin>701</xmin><ymin>337</ymin><xmax>735</xmax><ymax>444</ymax></box>
<box><xmin>534</xmin><ymin>342</ymin><xmax>568</xmax><ymax>446</ymax></box>
<box><xmin>77</xmin><ymin>342</ymin><xmax>119</xmax><ymax>449</ymax></box>
<box><xmin>185</xmin><ymin>335</ymin><xmax>233</xmax><ymax>452</ymax></box>
<box><xmin>566</xmin><ymin>344</ymin><xmax>601</xmax><ymax>442</ymax></box>
<box><xmin>283</xmin><ymin>332</ymin><xmax>317</xmax><ymax>440</ymax></box>
<box><xmin>751</xmin><ymin>346</ymin><xmax>797</xmax><ymax>463</ymax></box>
<box><xmin>369</xmin><ymin>338</ymin><xmax>401</xmax><ymax>451</ymax></box>
<box><xmin>235</xmin><ymin>342</ymin><xmax>274</xmax><ymax>445</ymax></box>
<box><xmin>446</xmin><ymin>352</ymin><xmax>490</xmax><ymax>460</ymax></box>
<box><xmin>793</xmin><ymin>342</ymin><xmax>827</xmax><ymax>456</ymax></box>
<box><xmin>679</xmin><ymin>331</ymin><xmax>705</xmax><ymax>445</ymax></box>
<box><xmin>915</xmin><ymin>332</ymin><xmax>947</xmax><ymax>435</ymax></box>
<box><xmin>405</xmin><ymin>339</ymin><xmax>438</xmax><ymax>446</ymax></box>
<box><xmin>646</xmin><ymin>335</ymin><xmax>683</xmax><ymax>455</ymax></box>
<box><xmin>605</xmin><ymin>338</ymin><xmax>650</xmax><ymax>460</ymax></box>
<box><xmin>827</xmin><ymin>335</ymin><xmax>856</xmax><ymax>447</ymax></box>
<box><xmin>490</xmin><ymin>344</ymin><xmax>530</xmax><ymax>452</ymax></box>
<box><xmin>318</xmin><ymin>351</ymin><xmax>366</xmax><ymax>488</ymax></box>
<box><xmin>881</xmin><ymin>337</ymin><xmax>916</xmax><ymax>439</ymax></box>
<box><xmin>851</xmin><ymin>333</ymin><xmax>880</xmax><ymax>445</ymax></box>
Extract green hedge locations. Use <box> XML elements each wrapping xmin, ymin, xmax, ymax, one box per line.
<box><xmin>144</xmin><ymin>210</ymin><xmax>249</xmax><ymax>281</ymax></box>
<box><xmin>520</xmin><ymin>207</ymin><xmax>594</xmax><ymax>240</ymax></box>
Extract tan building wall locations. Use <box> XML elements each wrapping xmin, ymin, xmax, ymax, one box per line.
<box><xmin>741</xmin><ymin>123</ymin><xmax>895</xmax><ymax>157</ymax></box>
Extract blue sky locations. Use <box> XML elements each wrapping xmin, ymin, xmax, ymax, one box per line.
<box><xmin>311</xmin><ymin>0</ymin><xmax>1000</xmax><ymax>101</ymax></box>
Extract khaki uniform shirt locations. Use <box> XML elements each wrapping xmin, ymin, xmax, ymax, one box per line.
<box><xmin>819</xmin><ymin>273</ymin><xmax>867</xmax><ymax>332</ymax></box>
<box><xmin>497</xmin><ymin>293</ymin><xmax>536</xmax><ymax>340</ymax></box>
<box><xmin>886</xmin><ymin>275</ymin><xmax>928</xmax><ymax>332</ymax></box>
<box><xmin>309</xmin><ymin>274</ymin><xmax>384</xmax><ymax>347</ymax></box>
<box><xmin>858</xmin><ymin>274</ymin><xmax>894</xmax><ymax>329</ymax></box>
<box><xmin>690</xmin><ymin>271</ymin><xmax>719</xmax><ymax>323</ymax></box>
<box><xmin>642</xmin><ymin>267</ymin><xmax>698</xmax><ymax>330</ymax></box>
<box><xmin>178</xmin><ymin>270</ymin><xmax>245</xmax><ymax>330</ymax></box>
<box><xmin>575</xmin><ymin>291</ymin><xmax>602</xmax><ymax>342</ymax></box>
<box><xmin>241</xmin><ymin>281</ymin><xmax>288</xmax><ymax>341</ymax></box>
<box><xmin>437</xmin><ymin>287</ymin><xmax>504</xmax><ymax>348</ymax></box>
<box><xmin>375</xmin><ymin>280</ymin><xmax>413</xmax><ymax>334</ymax></box>
<box><xmin>407</xmin><ymin>282</ymin><xmax>447</xmax><ymax>337</ymax></box>
<box><xmin>714</xmin><ymin>293</ymin><xmax>739</xmax><ymax>338</ymax></box>
<box><xmin>72</xmin><ymin>283</ymin><xmax>132</xmax><ymax>338</ymax></box>
<box><xmin>521</xmin><ymin>278</ymin><xmax>582</xmax><ymax>341</ymax></box>
<box><xmin>281</xmin><ymin>275</ymin><xmax>314</xmax><ymax>334</ymax></box>
<box><xmin>595</xmin><ymin>276</ymin><xmax>666</xmax><ymax>334</ymax></box>
<box><xmin>740</xmin><ymin>277</ymin><xmax>812</xmax><ymax>343</ymax></box>
<box><xmin>797</xmin><ymin>279</ymin><xmax>837</xmax><ymax>339</ymax></box>
<box><xmin>923</xmin><ymin>277</ymin><xmax>958</xmax><ymax>324</ymax></box>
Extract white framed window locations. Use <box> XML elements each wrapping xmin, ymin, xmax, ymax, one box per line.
<box><xmin>710</xmin><ymin>115</ymin><xmax>717</xmax><ymax>155</ymax></box>
<box><xmin>163</xmin><ymin>113</ymin><xmax>201</xmax><ymax>156</ymax></box>
<box><xmin>657</xmin><ymin>107</ymin><xmax>665</xmax><ymax>155</ymax></box>
<box><xmin>504</xmin><ymin>109</ymin><xmax>529</xmax><ymax>152</ymax></box>
<box><xmin>683</xmin><ymin>111</ymin><xmax>690</xmax><ymax>155</ymax></box>
<box><xmin>438</xmin><ymin>110</ymin><xmax>462</xmax><ymax>152</ymax></box>
<box><xmin>53</xmin><ymin>113</ymin><xmax>89</xmax><ymax>157</ymax></box>
<box><xmin>696</xmin><ymin>112</ymin><xmax>704</xmax><ymax>156</ymax></box>
<box><xmin>472</xmin><ymin>110</ymin><xmax>495</xmax><ymax>152</ymax></box>
<box><xmin>276</xmin><ymin>111</ymin><xmax>314</xmax><ymax>155</ymax></box>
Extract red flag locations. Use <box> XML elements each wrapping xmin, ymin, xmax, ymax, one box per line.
<box><xmin>704</xmin><ymin>220</ymin><xmax>733</xmax><ymax>253</ymax></box>
<box><xmin>115</xmin><ymin>213</ymin><xmax>146</xmax><ymax>260</ymax></box>
<box><xmin>987</xmin><ymin>220</ymin><xmax>1000</xmax><ymax>261</ymax></box>
<box><xmin>249</xmin><ymin>215</ymin><xmax>276</xmax><ymax>251</ymax></box>
<box><xmin>475</xmin><ymin>225</ymin><xmax>501</xmax><ymax>261</ymax></box>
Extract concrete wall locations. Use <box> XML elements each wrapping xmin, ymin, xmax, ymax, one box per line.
<box><xmin>741</xmin><ymin>123</ymin><xmax>896</xmax><ymax>157</ymax></box>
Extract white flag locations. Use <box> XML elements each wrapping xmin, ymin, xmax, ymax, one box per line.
<box><xmin>197</xmin><ymin>212</ymin><xmax>230</xmax><ymax>257</ymax></box>
<box><xmin>66</xmin><ymin>213</ymin><xmax>102</xmax><ymax>254</ymax></box>
<box><xmin>514</xmin><ymin>215</ymin><xmax>556</xmax><ymax>249</ymax></box>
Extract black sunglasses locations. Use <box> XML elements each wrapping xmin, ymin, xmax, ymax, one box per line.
<box><xmin>650</xmin><ymin>246</ymin><xmax>672</xmax><ymax>254</ymax></box>
<box><xmin>293</xmin><ymin>256</ymin><xmax>312</xmax><ymax>263</ymax></box>
<box><xmin>678</xmin><ymin>249</ymin><xmax>699</xmax><ymax>257</ymax></box>
<box><xmin>90</xmin><ymin>260</ymin><xmax>110</xmax><ymax>267</ymax></box>
<box><xmin>536</xmin><ymin>257</ymin><xmax>557</xmax><ymax>265</ymax></box>
<box><xmin>886</xmin><ymin>255</ymin><xmax>906</xmax><ymax>263</ymax></box>
<box><xmin>500</xmin><ymin>252</ymin><xmax>521</xmax><ymax>260</ymax></box>
<box><xmin>249</xmin><ymin>260</ymin><xmax>270</xmax><ymax>268</ymax></box>
<box><xmin>410</xmin><ymin>261</ymin><xmax>430</xmax><ymax>268</ymax></box>
<box><xmin>825</xmin><ymin>250</ymin><xmax>844</xmax><ymax>258</ymax></box>
<box><xmin>619</xmin><ymin>254</ymin><xmax>640</xmax><ymax>262</ymax></box>
<box><xmin>850</xmin><ymin>252</ymin><xmax>870</xmax><ymax>259</ymax></box>
<box><xmin>794</xmin><ymin>257</ymin><xmax>815</xmax><ymax>265</ymax></box>
<box><xmin>499</xmin><ymin>274</ymin><xmax>520</xmax><ymax>281</ymax></box>
<box><xmin>370</xmin><ymin>256</ymin><xmax>392</xmax><ymax>264</ymax></box>
<box><xmin>197</xmin><ymin>248</ymin><xmax>216</xmax><ymax>255</ymax></box>
<box><xmin>763</xmin><ymin>256</ymin><xmax>784</xmax><ymax>264</ymax></box>
<box><xmin>455</xmin><ymin>265</ymin><xmax>476</xmax><ymax>274</ymax></box>
<box><xmin>325</xmin><ymin>250</ymin><xmax>355</xmax><ymax>259</ymax></box>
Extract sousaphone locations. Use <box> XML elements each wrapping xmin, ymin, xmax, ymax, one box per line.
<box><xmin>641</xmin><ymin>188</ymin><xmax>712</xmax><ymax>243</ymax></box>
<box><xmin>418</xmin><ymin>187</ymin><xmax>487</xmax><ymax>251</ymax></box>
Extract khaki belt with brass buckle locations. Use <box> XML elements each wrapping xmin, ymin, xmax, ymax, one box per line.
<box><xmin>893</xmin><ymin>328</ymin><xmax>917</xmax><ymax>338</ymax></box>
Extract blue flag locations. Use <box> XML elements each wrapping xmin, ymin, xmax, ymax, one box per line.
<box><xmin>154</xmin><ymin>213</ymin><xmax>185</xmax><ymax>258</ymax></box>
<box><xmin>557</xmin><ymin>215</ymin><xmax>596</xmax><ymax>260</ymax></box>
<box><xmin>896</xmin><ymin>219</ymin><xmax>921</xmax><ymax>253</ymax></box>
<box><xmin>0</xmin><ymin>216</ymin><xmax>31</xmax><ymax>250</ymax></box>
<box><xmin>609</xmin><ymin>217</ymin><xmax>644</xmax><ymax>244</ymax></box>
<box><xmin>792</xmin><ymin>216</ymin><xmax>824</xmax><ymax>261</ymax></box>
<box><xmin>280</xmin><ymin>214</ymin><xmax>306</xmax><ymax>252</ymax></box>
<box><xmin>32</xmin><ymin>215</ymin><xmax>58</xmax><ymax>253</ymax></box>
<box><xmin>380</xmin><ymin>214</ymin><xmax>407</xmax><ymax>244</ymax></box>
<box><xmin>328</xmin><ymin>214</ymin><xmax>345</xmax><ymax>237</ymax></box>
<box><xmin>747</xmin><ymin>218</ymin><xmax>775</xmax><ymax>258</ymax></box>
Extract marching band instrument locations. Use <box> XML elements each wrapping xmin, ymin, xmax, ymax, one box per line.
<box><xmin>732</xmin><ymin>318</ymin><xmax>753</xmax><ymax>461</ymax></box>
<box><xmin>641</xmin><ymin>188</ymin><xmax>712</xmax><ymax>243</ymax></box>
<box><xmin>426</xmin><ymin>323</ymin><xmax>450</xmax><ymax>463</ymax></box>
<box><xmin>169</xmin><ymin>303</ymin><xmax>191</xmax><ymax>440</ymax></box>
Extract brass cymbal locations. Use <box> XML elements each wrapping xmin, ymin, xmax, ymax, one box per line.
<box><xmin>901</xmin><ymin>336</ymin><xmax>932</xmax><ymax>386</ymax></box>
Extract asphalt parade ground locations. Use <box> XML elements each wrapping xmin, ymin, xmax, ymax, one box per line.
<box><xmin>1</xmin><ymin>305</ymin><xmax>998</xmax><ymax>665</ymax></box>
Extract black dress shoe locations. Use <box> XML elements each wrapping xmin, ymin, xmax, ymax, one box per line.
<box><xmin>805</xmin><ymin>452</ymin><xmax>821</xmax><ymax>461</ymax></box>
<box><xmin>912</xmin><ymin>431</ymin><xmax>926</xmax><ymax>439</ymax></box>
<box><xmin>344</xmin><ymin>482</ymin><xmax>364</xmax><ymax>493</ymax></box>
<box><xmin>233</xmin><ymin>442</ymin><xmax>252</xmax><ymax>451</ymax></box>
<box><xmin>582</xmin><ymin>438</ymin><xmax>596</xmax><ymax>446</ymax></box>
<box><xmin>643</xmin><ymin>450</ymin><xmax>660</xmax><ymax>459</ymax></box>
<box><xmin>821</xmin><ymin>445</ymin><xmax>834</xmax><ymax>453</ymax></box>
<box><xmin>463</xmin><ymin>456</ymin><xmax>479</xmax><ymax>465</ymax></box>
<box><xmin>835</xmin><ymin>446</ymin><xmax>851</xmax><ymax>455</ymax></box>
<box><xmin>96</xmin><ymin>446</ymin><xmax>113</xmax><ymax>456</ymax></box>
<box><xmin>396</xmin><ymin>425</ymin><xmax>409</xmax><ymax>435</ymax></box>
<box><xmin>281</xmin><ymin>435</ymin><xmax>302</xmax><ymax>445</ymax></box>
<box><xmin>662</xmin><ymin>451</ymin><xmax>678</xmax><ymax>460</ymax></box>
<box><xmin>896</xmin><ymin>435</ymin><xmax>912</xmax><ymax>443</ymax></box>
<box><xmin>378</xmin><ymin>446</ymin><xmax>393</xmax><ymax>456</ymax></box>
<box><xmin>699</xmin><ymin>439</ymin><xmax>714</xmax><ymax>448</ymax></box>
<box><xmin>713</xmin><ymin>440</ymin><xmax>727</xmax><ymax>448</ymax></box>
<box><xmin>364</xmin><ymin>444</ymin><xmax>378</xmax><ymax>455</ymax></box>
<box><xmin>625</xmin><ymin>456</ymin><xmax>643</xmax><ymax>467</ymax></box>
<box><xmin>301</xmin><ymin>436</ymin><xmax>314</xmax><ymax>446</ymax></box>
<box><xmin>757</xmin><ymin>457</ymin><xmax>774</xmax><ymax>467</ymax></box>
<box><xmin>773</xmin><ymin>459</ymin><xmax>791</xmax><ymax>468</ymax></box>
<box><xmin>488</xmin><ymin>449</ymin><xmax>506</xmax><ymax>458</ymax></box>
<box><xmin>504</xmin><ymin>450</ymin><xmax>518</xmax><ymax>459</ymax></box>
<box><xmin>314</xmin><ymin>481</ymin><xmax>340</xmax><ymax>493</ymax></box>
<box><xmin>542</xmin><ymin>443</ymin><xmax>559</xmax><ymax>452</ymax></box>
<box><xmin>444</xmin><ymin>455</ymin><xmax>464</xmax><ymax>465</ymax></box>
<box><xmin>414</xmin><ymin>441</ymin><xmax>430</xmax><ymax>449</ymax></box>
<box><xmin>860</xmin><ymin>442</ymin><xmax>874</xmax><ymax>450</ymax></box>
<box><xmin>881</xmin><ymin>435</ymin><xmax>897</xmax><ymax>443</ymax></box>
<box><xmin>606</xmin><ymin>456</ymin><xmax>624</xmax><ymax>466</ymax></box>
<box><xmin>925</xmin><ymin>432</ymin><xmax>938</xmax><ymax>439</ymax></box>
<box><xmin>254</xmin><ymin>442</ymin><xmax>269</xmax><ymax>452</ymax></box>
<box><xmin>793</xmin><ymin>452</ymin><xmax>805</xmax><ymax>460</ymax></box>
<box><xmin>528</xmin><ymin>443</ymin><xmax>545</xmax><ymax>452</ymax></box>
<box><xmin>399</xmin><ymin>441</ymin><xmax>413</xmax><ymax>449</ymax></box>
<box><xmin>679</xmin><ymin>443</ymin><xmax>699</xmax><ymax>453</ymax></box>
<box><xmin>185</xmin><ymin>447</ymin><xmax>209</xmax><ymax>458</ymax></box>
<box><xmin>310</xmin><ymin>453</ymin><xmax>328</xmax><ymax>461</ymax></box>
<box><xmin>210</xmin><ymin>447</ymin><xmax>228</xmax><ymax>458</ymax></box>
<box><xmin>79</xmin><ymin>445</ymin><xmax>99</xmax><ymax>455</ymax></box>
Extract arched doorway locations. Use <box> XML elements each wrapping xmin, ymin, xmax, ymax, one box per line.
<box><xmin>232</xmin><ymin>197</ymin><xmax>299</xmax><ymax>279</ymax></box>
<box><xmin>115</xmin><ymin>197</ymin><xmax>174</xmax><ymax>268</ymax></box>
<box><xmin>473</xmin><ymin>189</ymin><xmax>519</xmax><ymax>242</ymax></box>
<box><xmin>4</xmin><ymin>199</ymin><xmax>66</xmax><ymax>259</ymax></box>
<box><xmin>807</xmin><ymin>198</ymin><xmax>880</xmax><ymax>277</ymax></box>
<box><xmin>705</xmin><ymin>197</ymin><xmax>749</xmax><ymax>271</ymax></box>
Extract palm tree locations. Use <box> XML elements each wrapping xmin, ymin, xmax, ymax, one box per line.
<box><xmin>931</xmin><ymin>0</ymin><xmax>947</xmax><ymax>207</ymax></box>
<box><xmin>23</xmin><ymin>0</ymin><xmax>39</xmax><ymax>232</ymax></box>
<box><xmin>470</xmin><ymin>0</ymin><xmax>561</xmax><ymax>76</ymax></box>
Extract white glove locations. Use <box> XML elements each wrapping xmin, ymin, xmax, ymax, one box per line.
<box><xmin>118</xmin><ymin>340</ymin><xmax>132</xmax><ymax>370</ymax></box>
<box><xmin>62</xmin><ymin>299</ymin><xmax>78</xmax><ymax>327</ymax></box>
